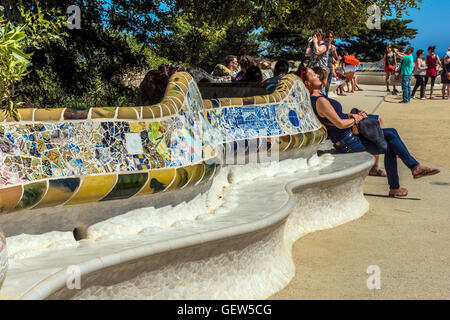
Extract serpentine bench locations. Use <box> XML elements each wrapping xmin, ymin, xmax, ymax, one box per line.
<box><xmin>0</xmin><ymin>72</ymin><xmax>374</xmax><ymax>298</ymax></box>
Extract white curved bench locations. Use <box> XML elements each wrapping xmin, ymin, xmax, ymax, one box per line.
<box><xmin>0</xmin><ymin>152</ymin><xmax>374</xmax><ymax>300</ymax></box>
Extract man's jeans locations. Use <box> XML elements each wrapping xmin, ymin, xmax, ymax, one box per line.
<box><xmin>401</xmin><ymin>75</ymin><xmax>412</xmax><ymax>102</ymax></box>
<box><xmin>334</xmin><ymin>128</ymin><xmax>419</xmax><ymax>190</ymax></box>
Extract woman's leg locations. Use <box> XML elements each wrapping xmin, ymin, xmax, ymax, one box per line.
<box><xmin>385</xmin><ymin>71</ymin><xmax>390</xmax><ymax>91</ymax></box>
<box><xmin>419</xmin><ymin>76</ymin><xmax>425</xmax><ymax>98</ymax></box>
<box><xmin>350</xmin><ymin>73</ymin><xmax>355</xmax><ymax>92</ymax></box>
<box><xmin>429</xmin><ymin>76</ymin><xmax>436</xmax><ymax>98</ymax></box>
<box><xmin>412</xmin><ymin>75</ymin><xmax>421</xmax><ymax>97</ymax></box>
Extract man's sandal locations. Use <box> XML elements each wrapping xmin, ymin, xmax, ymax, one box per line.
<box><xmin>412</xmin><ymin>166</ymin><xmax>440</xmax><ymax>179</ymax></box>
<box><xmin>369</xmin><ymin>166</ymin><xmax>387</xmax><ymax>177</ymax></box>
<box><xmin>389</xmin><ymin>187</ymin><xmax>409</xmax><ymax>197</ymax></box>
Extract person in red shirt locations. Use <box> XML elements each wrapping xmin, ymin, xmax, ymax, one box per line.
<box><xmin>424</xmin><ymin>46</ymin><xmax>441</xmax><ymax>99</ymax></box>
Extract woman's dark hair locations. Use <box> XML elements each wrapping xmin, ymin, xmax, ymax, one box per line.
<box><xmin>312</xmin><ymin>66</ymin><xmax>327</xmax><ymax>81</ymax></box>
<box><xmin>241</xmin><ymin>66</ymin><xmax>263</xmax><ymax>82</ymax></box>
<box><xmin>239</xmin><ymin>55</ymin><xmax>254</xmax><ymax>71</ymax></box>
<box><xmin>137</xmin><ymin>70</ymin><xmax>169</xmax><ymax>106</ymax></box>
<box><xmin>224</xmin><ymin>55</ymin><xmax>237</xmax><ymax>66</ymax></box>
<box><xmin>274</xmin><ymin>60</ymin><xmax>290</xmax><ymax>76</ymax></box>
<box><xmin>296</xmin><ymin>64</ymin><xmax>307</xmax><ymax>81</ymax></box>
<box><xmin>428</xmin><ymin>46</ymin><xmax>436</xmax><ymax>53</ymax></box>
<box><xmin>312</xmin><ymin>28</ymin><xmax>324</xmax><ymax>39</ymax></box>
<box><xmin>416</xmin><ymin>49</ymin><xmax>424</xmax><ymax>57</ymax></box>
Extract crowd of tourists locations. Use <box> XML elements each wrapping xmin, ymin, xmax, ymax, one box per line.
<box><xmin>384</xmin><ymin>45</ymin><xmax>450</xmax><ymax>102</ymax></box>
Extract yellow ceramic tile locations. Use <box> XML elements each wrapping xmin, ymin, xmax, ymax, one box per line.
<box><xmin>34</xmin><ymin>178</ymin><xmax>81</xmax><ymax>209</ymax></box>
<box><xmin>12</xmin><ymin>181</ymin><xmax>48</xmax><ymax>212</ymax></box>
<box><xmin>35</xmin><ymin>109</ymin><xmax>64</xmax><ymax>121</ymax></box>
<box><xmin>0</xmin><ymin>185</ymin><xmax>23</xmax><ymax>215</ymax></box>
<box><xmin>277</xmin><ymin>135</ymin><xmax>291</xmax><ymax>152</ymax></box>
<box><xmin>230</xmin><ymin>98</ymin><xmax>243</xmax><ymax>106</ymax></box>
<box><xmin>182</xmin><ymin>164</ymin><xmax>205</xmax><ymax>189</ymax></box>
<box><xmin>268</xmin><ymin>94</ymin><xmax>278</xmax><ymax>104</ymax></box>
<box><xmin>254</xmin><ymin>95</ymin><xmax>267</xmax><ymax>105</ymax></box>
<box><xmin>17</xmin><ymin>108</ymin><xmax>34</xmax><ymax>121</ymax></box>
<box><xmin>91</xmin><ymin>107</ymin><xmax>117</xmax><ymax>119</ymax></box>
<box><xmin>203</xmin><ymin>100</ymin><xmax>213</xmax><ymax>109</ymax></box>
<box><xmin>171</xmin><ymin>74</ymin><xmax>189</xmax><ymax>90</ymax></box>
<box><xmin>65</xmin><ymin>174</ymin><xmax>117</xmax><ymax>205</ymax></box>
<box><xmin>130</xmin><ymin>122</ymin><xmax>146</xmax><ymax>133</ymax></box>
<box><xmin>151</xmin><ymin>106</ymin><xmax>162</xmax><ymax>118</ymax></box>
<box><xmin>117</xmin><ymin>107</ymin><xmax>138</xmax><ymax>120</ymax></box>
<box><xmin>167</xmin><ymin>167</ymin><xmax>190</xmax><ymax>191</ymax></box>
<box><xmin>142</xmin><ymin>106</ymin><xmax>156</xmax><ymax>119</ymax></box>
<box><xmin>219</xmin><ymin>98</ymin><xmax>231</xmax><ymax>107</ymax></box>
<box><xmin>137</xmin><ymin>168</ymin><xmax>176</xmax><ymax>195</ymax></box>
<box><xmin>160</xmin><ymin>103</ymin><xmax>174</xmax><ymax>117</ymax></box>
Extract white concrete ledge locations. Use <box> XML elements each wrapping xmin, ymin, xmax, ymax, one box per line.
<box><xmin>1</xmin><ymin>152</ymin><xmax>374</xmax><ymax>300</ymax></box>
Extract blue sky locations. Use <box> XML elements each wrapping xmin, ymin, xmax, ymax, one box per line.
<box><xmin>398</xmin><ymin>0</ymin><xmax>449</xmax><ymax>57</ymax></box>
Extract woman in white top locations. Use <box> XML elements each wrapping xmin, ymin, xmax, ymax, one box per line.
<box><xmin>412</xmin><ymin>49</ymin><xmax>427</xmax><ymax>99</ymax></box>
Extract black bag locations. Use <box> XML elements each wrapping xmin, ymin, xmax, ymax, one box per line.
<box><xmin>350</xmin><ymin>108</ymin><xmax>387</xmax><ymax>152</ymax></box>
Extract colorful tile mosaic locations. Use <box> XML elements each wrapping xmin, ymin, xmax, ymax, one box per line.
<box><xmin>0</xmin><ymin>73</ymin><xmax>327</xmax><ymax>214</ymax></box>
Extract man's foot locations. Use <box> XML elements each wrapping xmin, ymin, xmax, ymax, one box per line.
<box><xmin>412</xmin><ymin>96</ymin><xmax>417</xmax><ymax>99</ymax></box>
<box><xmin>399</xmin><ymin>101</ymin><xmax>408</xmax><ymax>103</ymax></box>
<box><xmin>412</xmin><ymin>165</ymin><xmax>440</xmax><ymax>179</ymax></box>
<box><xmin>369</xmin><ymin>166</ymin><xmax>387</xmax><ymax>177</ymax></box>
<box><xmin>429</xmin><ymin>96</ymin><xmax>435</xmax><ymax>100</ymax></box>
<box><xmin>386</xmin><ymin>88</ymin><xmax>391</xmax><ymax>92</ymax></box>
<box><xmin>420</xmin><ymin>97</ymin><xmax>426</xmax><ymax>100</ymax></box>
<box><xmin>389</xmin><ymin>187</ymin><xmax>408</xmax><ymax>197</ymax></box>
<box><xmin>393</xmin><ymin>89</ymin><xmax>399</xmax><ymax>94</ymax></box>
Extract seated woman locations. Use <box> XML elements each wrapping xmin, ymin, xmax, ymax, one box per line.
<box><xmin>300</xmin><ymin>67</ymin><xmax>439</xmax><ymax>197</ymax></box>
<box><xmin>239</xmin><ymin>65</ymin><xmax>263</xmax><ymax>83</ymax></box>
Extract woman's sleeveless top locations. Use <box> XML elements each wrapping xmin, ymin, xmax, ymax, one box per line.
<box><xmin>327</xmin><ymin>45</ymin><xmax>334</xmax><ymax>69</ymax></box>
<box><xmin>310</xmin><ymin>95</ymin><xmax>351</xmax><ymax>143</ymax></box>
<box><xmin>385</xmin><ymin>53</ymin><xmax>395</xmax><ymax>66</ymax></box>
<box><xmin>308</xmin><ymin>42</ymin><xmax>329</xmax><ymax>69</ymax></box>
<box><xmin>426</xmin><ymin>54</ymin><xmax>438</xmax><ymax>77</ymax></box>
<box><xmin>414</xmin><ymin>58</ymin><xmax>426</xmax><ymax>76</ymax></box>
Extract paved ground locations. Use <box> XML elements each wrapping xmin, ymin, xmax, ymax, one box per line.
<box><xmin>270</xmin><ymin>84</ymin><xmax>450</xmax><ymax>300</ymax></box>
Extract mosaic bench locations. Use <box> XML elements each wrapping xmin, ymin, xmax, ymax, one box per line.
<box><xmin>0</xmin><ymin>72</ymin><xmax>326</xmax><ymax>239</ymax></box>
<box><xmin>0</xmin><ymin>72</ymin><xmax>379</xmax><ymax>299</ymax></box>
<box><xmin>0</xmin><ymin>152</ymin><xmax>374</xmax><ymax>299</ymax></box>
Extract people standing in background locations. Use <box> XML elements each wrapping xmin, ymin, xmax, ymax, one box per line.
<box><xmin>341</xmin><ymin>51</ymin><xmax>357</xmax><ymax>93</ymax></box>
<box><xmin>412</xmin><ymin>49</ymin><xmax>427</xmax><ymax>100</ymax></box>
<box><xmin>394</xmin><ymin>46</ymin><xmax>414</xmax><ymax>103</ymax></box>
<box><xmin>383</xmin><ymin>45</ymin><xmax>399</xmax><ymax>94</ymax></box>
<box><xmin>441</xmin><ymin>47</ymin><xmax>450</xmax><ymax>99</ymax></box>
<box><xmin>424</xmin><ymin>46</ymin><xmax>441</xmax><ymax>100</ymax></box>
<box><xmin>305</xmin><ymin>29</ymin><xmax>330</xmax><ymax>90</ymax></box>
<box><xmin>324</xmin><ymin>31</ymin><xmax>338</xmax><ymax>96</ymax></box>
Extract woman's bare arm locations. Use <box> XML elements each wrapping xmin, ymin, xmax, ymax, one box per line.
<box><xmin>315</xmin><ymin>97</ymin><xmax>359</xmax><ymax>129</ymax></box>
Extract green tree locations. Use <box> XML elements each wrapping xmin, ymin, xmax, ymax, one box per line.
<box><xmin>341</xmin><ymin>18</ymin><xmax>418</xmax><ymax>61</ymax></box>
<box><xmin>0</xmin><ymin>2</ymin><xmax>66</xmax><ymax>118</ymax></box>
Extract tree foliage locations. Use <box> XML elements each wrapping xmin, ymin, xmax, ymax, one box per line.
<box><xmin>341</xmin><ymin>18</ymin><xmax>418</xmax><ymax>61</ymax></box>
<box><xmin>0</xmin><ymin>0</ymin><xmax>423</xmax><ymax>113</ymax></box>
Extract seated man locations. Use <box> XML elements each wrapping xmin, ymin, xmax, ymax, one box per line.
<box><xmin>212</xmin><ymin>55</ymin><xmax>238</xmax><ymax>78</ymax></box>
<box><xmin>300</xmin><ymin>66</ymin><xmax>439</xmax><ymax>197</ymax></box>
<box><xmin>264</xmin><ymin>60</ymin><xmax>290</xmax><ymax>84</ymax></box>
